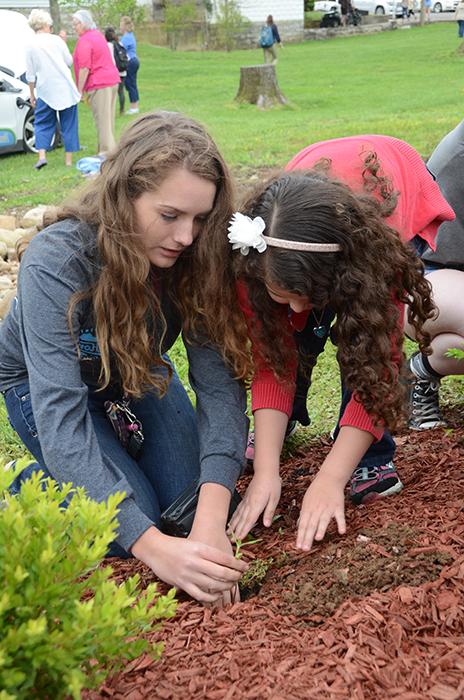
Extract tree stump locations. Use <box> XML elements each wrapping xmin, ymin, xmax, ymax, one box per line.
<box><xmin>235</xmin><ymin>65</ymin><xmax>288</xmax><ymax>109</ymax></box>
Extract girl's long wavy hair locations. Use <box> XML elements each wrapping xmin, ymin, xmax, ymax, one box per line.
<box><xmin>43</xmin><ymin>111</ymin><xmax>249</xmax><ymax>397</ymax></box>
<box><xmin>233</xmin><ymin>171</ymin><xmax>435</xmax><ymax>431</ymax></box>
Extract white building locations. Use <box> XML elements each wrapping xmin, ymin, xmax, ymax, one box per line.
<box><xmin>236</xmin><ymin>0</ymin><xmax>303</xmax><ymax>24</ymax></box>
<box><xmin>214</xmin><ymin>0</ymin><xmax>304</xmax><ymax>42</ymax></box>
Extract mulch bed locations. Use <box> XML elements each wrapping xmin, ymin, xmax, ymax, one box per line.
<box><xmin>86</xmin><ymin>407</ymin><xmax>464</xmax><ymax>700</ymax></box>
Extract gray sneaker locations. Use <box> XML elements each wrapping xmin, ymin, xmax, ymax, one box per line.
<box><xmin>409</xmin><ymin>373</ymin><xmax>447</xmax><ymax>431</ymax></box>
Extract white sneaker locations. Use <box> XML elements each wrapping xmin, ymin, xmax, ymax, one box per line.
<box><xmin>125</xmin><ymin>108</ymin><xmax>139</xmax><ymax>115</ymax></box>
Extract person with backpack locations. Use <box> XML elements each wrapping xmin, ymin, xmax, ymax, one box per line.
<box><xmin>259</xmin><ymin>15</ymin><xmax>282</xmax><ymax>65</ymax></box>
<box><xmin>105</xmin><ymin>27</ymin><xmax>128</xmax><ymax>116</ymax></box>
<box><xmin>119</xmin><ymin>16</ymin><xmax>140</xmax><ymax>115</ymax></box>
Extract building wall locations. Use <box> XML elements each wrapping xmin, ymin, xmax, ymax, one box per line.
<box><xmin>0</xmin><ymin>0</ymin><xmax>48</xmax><ymax>9</ymax></box>
<box><xmin>236</xmin><ymin>0</ymin><xmax>303</xmax><ymax>22</ymax></box>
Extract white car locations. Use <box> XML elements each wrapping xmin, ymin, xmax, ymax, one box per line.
<box><xmin>432</xmin><ymin>0</ymin><xmax>458</xmax><ymax>11</ymax></box>
<box><xmin>314</xmin><ymin>1</ymin><xmax>342</xmax><ymax>11</ymax></box>
<box><xmin>354</xmin><ymin>0</ymin><xmax>402</xmax><ymax>15</ymax></box>
<box><xmin>0</xmin><ymin>66</ymin><xmax>35</xmax><ymax>154</ymax></box>
<box><xmin>0</xmin><ymin>10</ymin><xmax>53</xmax><ymax>155</ymax></box>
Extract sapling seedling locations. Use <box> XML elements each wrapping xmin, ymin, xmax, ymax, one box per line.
<box><xmin>230</xmin><ymin>532</ymin><xmax>262</xmax><ymax>559</ymax></box>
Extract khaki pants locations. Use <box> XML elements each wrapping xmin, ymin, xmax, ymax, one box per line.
<box><xmin>88</xmin><ymin>84</ymin><xmax>118</xmax><ymax>155</ymax></box>
<box><xmin>263</xmin><ymin>45</ymin><xmax>277</xmax><ymax>63</ymax></box>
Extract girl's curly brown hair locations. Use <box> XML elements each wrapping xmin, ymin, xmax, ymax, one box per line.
<box><xmin>233</xmin><ymin>171</ymin><xmax>435</xmax><ymax>431</ymax></box>
<box><xmin>42</xmin><ymin>111</ymin><xmax>249</xmax><ymax>397</ymax></box>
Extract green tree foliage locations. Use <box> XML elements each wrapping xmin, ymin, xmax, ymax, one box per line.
<box><xmin>213</xmin><ymin>0</ymin><xmax>250</xmax><ymax>51</ymax></box>
<box><xmin>164</xmin><ymin>0</ymin><xmax>198</xmax><ymax>50</ymax></box>
<box><xmin>0</xmin><ymin>460</ymin><xmax>177</xmax><ymax>700</ymax></box>
<box><xmin>59</xmin><ymin>0</ymin><xmax>146</xmax><ymax>31</ymax></box>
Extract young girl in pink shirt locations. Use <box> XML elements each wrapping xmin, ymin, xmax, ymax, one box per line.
<box><xmin>229</xmin><ymin>135</ymin><xmax>454</xmax><ymax>551</ymax></box>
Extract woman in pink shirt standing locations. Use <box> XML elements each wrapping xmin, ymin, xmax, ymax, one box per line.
<box><xmin>72</xmin><ymin>9</ymin><xmax>120</xmax><ymax>155</ymax></box>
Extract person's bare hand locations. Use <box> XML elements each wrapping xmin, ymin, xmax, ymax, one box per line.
<box><xmin>189</xmin><ymin>524</ymin><xmax>242</xmax><ymax>606</ymax></box>
<box><xmin>131</xmin><ymin>527</ymin><xmax>247</xmax><ymax>603</ymax></box>
<box><xmin>228</xmin><ymin>474</ymin><xmax>281</xmax><ymax>540</ymax></box>
<box><xmin>296</xmin><ymin>473</ymin><xmax>346</xmax><ymax>551</ymax></box>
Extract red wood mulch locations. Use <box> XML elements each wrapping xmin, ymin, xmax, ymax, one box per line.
<box><xmin>86</xmin><ymin>408</ymin><xmax>464</xmax><ymax>700</ymax></box>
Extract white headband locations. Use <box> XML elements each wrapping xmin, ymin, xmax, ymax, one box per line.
<box><xmin>227</xmin><ymin>212</ymin><xmax>342</xmax><ymax>256</ymax></box>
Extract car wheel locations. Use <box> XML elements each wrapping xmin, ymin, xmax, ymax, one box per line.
<box><xmin>23</xmin><ymin>108</ymin><xmax>36</xmax><ymax>153</ymax></box>
<box><xmin>432</xmin><ymin>1</ymin><xmax>442</xmax><ymax>10</ymax></box>
<box><xmin>374</xmin><ymin>5</ymin><xmax>386</xmax><ymax>13</ymax></box>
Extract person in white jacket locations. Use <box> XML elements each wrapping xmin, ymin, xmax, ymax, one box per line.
<box><xmin>26</xmin><ymin>9</ymin><xmax>81</xmax><ymax>169</ymax></box>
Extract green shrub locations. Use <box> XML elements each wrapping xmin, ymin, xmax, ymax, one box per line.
<box><xmin>0</xmin><ymin>460</ymin><xmax>177</xmax><ymax>700</ymax></box>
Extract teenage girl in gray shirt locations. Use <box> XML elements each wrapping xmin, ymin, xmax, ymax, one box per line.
<box><xmin>0</xmin><ymin>111</ymin><xmax>249</xmax><ymax>604</ymax></box>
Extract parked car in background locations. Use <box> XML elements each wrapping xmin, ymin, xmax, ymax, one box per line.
<box><xmin>432</xmin><ymin>0</ymin><xmax>458</xmax><ymax>11</ymax></box>
<box><xmin>0</xmin><ymin>65</ymin><xmax>36</xmax><ymax>154</ymax></box>
<box><xmin>315</xmin><ymin>0</ymin><xmax>418</xmax><ymax>15</ymax></box>
<box><xmin>0</xmin><ymin>10</ymin><xmax>36</xmax><ymax>154</ymax></box>
<box><xmin>354</xmin><ymin>0</ymin><xmax>401</xmax><ymax>15</ymax></box>
<box><xmin>315</xmin><ymin>1</ymin><xmax>342</xmax><ymax>13</ymax></box>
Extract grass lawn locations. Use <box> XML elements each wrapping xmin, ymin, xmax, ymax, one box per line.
<box><xmin>0</xmin><ymin>22</ymin><xmax>463</xmax><ymax>462</ymax></box>
<box><xmin>1</xmin><ymin>22</ymin><xmax>463</xmax><ymax>212</ymax></box>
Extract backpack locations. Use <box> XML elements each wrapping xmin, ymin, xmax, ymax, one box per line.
<box><xmin>113</xmin><ymin>41</ymin><xmax>129</xmax><ymax>73</ymax></box>
<box><xmin>259</xmin><ymin>25</ymin><xmax>274</xmax><ymax>48</ymax></box>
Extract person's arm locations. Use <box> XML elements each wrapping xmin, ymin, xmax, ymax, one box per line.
<box><xmin>272</xmin><ymin>24</ymin><xmax>282</xmax><ymax>45</ymax></box>
<box><xmin>27</xmin><ymin>81</ymin><xmax>36</xmax><ymax>107</ymax></box>
<box><xmin>229</xmin><ymin>407</ymin><xmax>286</xmax><ymax>539</ymax></box>
<box><xmin>74</xmin><ymin>37</ymin><xmax>91</xmax><ymax>94</ymax></box>
<box><xmin>25</xmin><ymin>46</ymin><xmax>36</xmax><ymax>106</ymax></box>
<box><xmin>77</xmin><ymin>67</ymin><xmax>89</xmax><ymax>95</ymax></box>
<box><xmin>296</xmin><ymin>425</ymin><xmax>374</xmax><ymax>550</ymax></box>
<box><xmin>18</xmin><ymin>258</ymin><xmax>153</xmax><ymax>552</ymax></box>
<box><xmin>60</xmin><ymin>36</ymin><xmax>74</xmax><ymax>67</ymax></box>
<box><xmin>183</xmin><ymin>336</ymin><xmax>250</xmax><ymax>602</ymax></box>
<box><xmin>228</xmin><ymin>281</ymin><xmax>298</xmax><ymax>539</ymax></box>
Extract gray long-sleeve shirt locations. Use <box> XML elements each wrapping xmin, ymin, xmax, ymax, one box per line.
<box><xmin>422</xmin><ymin>120</ymin><xmax>464</xmax><ymax>270</ymax></box>
<box><xmin>0</xmin><ymin>219</ymin><xmax>247</xmax><ymax>551</ymax></box>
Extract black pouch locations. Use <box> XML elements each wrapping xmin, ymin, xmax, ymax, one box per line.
<box><xmin>160</xmin><ymin>480</ymin><xmax>242</xmax><ymax>538</ymax></box>
<box><xmin>104</xmin><ymin>398</ymin><xmax>144</xmax><ymax>461</ymax></box>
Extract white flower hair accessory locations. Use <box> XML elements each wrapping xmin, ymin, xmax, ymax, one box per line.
<box><xmin>227</xmin><ymin>212</ymin><xmax>267</xmax><ymax>256</ymax></box>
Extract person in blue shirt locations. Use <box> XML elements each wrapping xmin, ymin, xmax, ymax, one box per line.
<box><xmin>119</xmin><ymin>15</ymin><xmax>139</xmax><ymax>114</ymax></box>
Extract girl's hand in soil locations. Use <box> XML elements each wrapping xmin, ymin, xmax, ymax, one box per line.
<box><xmin>296</xmin><ymin>426</ymin><xmax>375</xmax><ymax>550</ymax></box>
<box><xmin>296</xmin><ymin>473</ymin><xmax>346</xmax><ymax>551</ymax></box>
<box><xmin>189</xmin><ymin>523</ymin><xmax>241</xmax><ymax>606</ymax></box>
<box><xmin>131</xmin><ymin>526</ymin><xmax>247</xmax><ymax>603</ymax></box>
<box><xmin>228</xmin><ymin>473</ymin><xmax>282</xmax><ymax>540</ymax></box>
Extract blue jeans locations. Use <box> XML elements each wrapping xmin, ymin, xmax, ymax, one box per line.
<box><xmin>124</xmin><ymin>57</ymin><xmax>139</xmax><ymax>103</ymax></box>
<box><xmin>34</xmin><ymin>98</ymin><xmax>80</xmax><ymax>153</ymax></box>
<box><xmin>290</xmin><ymin>308</ymin><xmax>396</xmax><ymax>469</ymax></box>
<box><xmin>3</xmin><ymin>368</ymin><xmax>200</xmax><ymax>555</ymax></box>
<box><xmin>458</xmin><ymin>19</ymin><xmax>464</xmax><ymax>37</ymax></box>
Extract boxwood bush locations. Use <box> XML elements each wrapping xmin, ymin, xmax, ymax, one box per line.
<box><xmin>0</xmin><ymin>460</ymin><xmax>177</xmax><ymax>699</ymax></box>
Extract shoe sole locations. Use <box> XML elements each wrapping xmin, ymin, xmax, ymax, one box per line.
<box><xmin>354</xmin><ymin>479</ymin><xmax>404</xmax><ymax>505</ymax></box>
<box><xmin>409</xmin><ymin>421</ymin><xmax>447</xmax><ymax>431</ymax></box>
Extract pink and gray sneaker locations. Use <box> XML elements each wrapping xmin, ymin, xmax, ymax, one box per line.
<box><xmin>349</xmin><ymin>461</ymin><xmax>403</xmax><ymax>505</ymax></box>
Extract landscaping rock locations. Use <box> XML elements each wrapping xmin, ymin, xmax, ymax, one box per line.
<box><xmin>0</xmin><ymin>215</ymin><xmax>16</xmax><ymax>231</ymax></box>
<box><xmin>21</xmin><ymin>205</ymin><xmax>49</xmax><ymax>228</ymax></box>
<box><xmin>0</xmin><ymin>228</ymin><xmax>23</xmax><ymax>250</ymax></box>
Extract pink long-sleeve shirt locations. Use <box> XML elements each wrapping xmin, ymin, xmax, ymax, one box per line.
<box><xmin>73</xmin><ymin>29</ymin><xmax>119</xmax><ymax>91</ymax></box>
